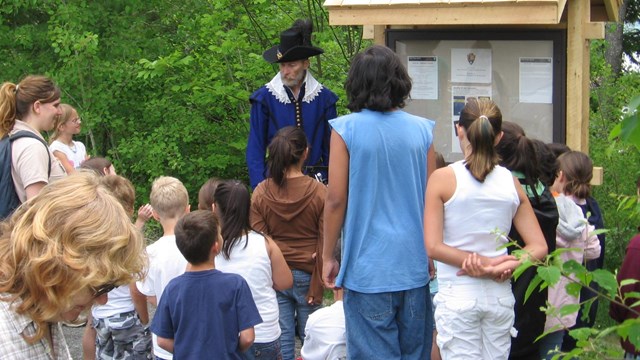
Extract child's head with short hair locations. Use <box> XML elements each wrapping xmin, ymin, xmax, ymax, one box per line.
<box><xmin>533</xmin><ymin>139</ymin><xmax>559</xmax><ymax>188</ymax></box>
<box><xmin>546</xmin><ymin>142</ymin><xmax>571</xmax><ymax>160</ymax></box>
<box><xmin>81</xmin><ymin>157</ymin><xmax>115</xmax><ymax>176</ymax></box>
<box><xmin>150</xmin><ymin>176</ymin><xmax>189</xmax><ymax>220</ymax></box>
<box><xmin>198</xmin><ymin>177</ymin><xmax>220</xmax><ymax>211</ymax></box>
<box><xmin>174</xmin><ymin>210</ymin><xmax>221</xmax><ymax>265</ymax></box>
<box><xmin>99</xmin><ymin>175</ymin><xmax>136</xmax><ymax>215</ymax></box>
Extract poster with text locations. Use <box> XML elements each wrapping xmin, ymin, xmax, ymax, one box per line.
<box><xmin>451</xmin><ymin>85</ymin><xmax>492</xmax><ymax>153</ymax></box>
<box><xmin>408</xmin><ymin>56</ymin><xmax>438</xmax><ymax>100</ymax></box>
<box><xmin>451</xmin><ymin>48</ymin><xmax>492</xmax><ymax>84</ymax></box>
<box><xmin>519</xmin><ymin>57</ymin><xmax>553</xmax><ymax>103</ymax></box>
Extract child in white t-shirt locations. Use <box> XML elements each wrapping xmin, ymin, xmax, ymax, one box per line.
<box><xmin>134</xmin><ymin>176</ymin><xmax>190</xmax><ymax>360</ymax></box>
<box><xmin>49</xmin><ymin>103</ymin><xmax>88</xmax><ymax>172</ymax></box>
<box><xmin>301</xmin><ymin>289</ymin><xmax>346</xmax><ymax>360</ymax></box>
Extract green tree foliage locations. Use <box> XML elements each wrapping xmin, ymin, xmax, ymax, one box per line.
<box><xmin>0</xmin><ymin>0</ymin><xmax>365</xmax><ymax>203</ymax></box>
<box><xmin>623</xmin><ymin>0</ymin><xmax>640</xmax><ymax>66</ymax></box>
<box><xmin>589</xmin><ymin>40</ymin><xmax>640</xmax><ymax>277</ymax></box>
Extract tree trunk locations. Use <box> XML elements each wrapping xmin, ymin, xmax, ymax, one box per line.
<box><xmin>605</xmin><ymin>0</ymin><xmax>628</xmax><ymax>76</ymax></box>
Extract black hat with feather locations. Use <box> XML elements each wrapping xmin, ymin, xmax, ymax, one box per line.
<box><xmin>263</xmin><ymin>19</ymin><xmax>324</xmax><ymax>63</ymax></box>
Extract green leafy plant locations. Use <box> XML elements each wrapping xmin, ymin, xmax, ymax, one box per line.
<box><xmin>511</xmin><ymin>236</ymin><xmax>640</xmax><ymax>359</ymax></box>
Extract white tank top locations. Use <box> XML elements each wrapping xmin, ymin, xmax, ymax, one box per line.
<box><xmin>215</xmin><ymin>231</ymin><xmax>280</xmax><ymax>342</ymax></box>
<box><xmin>91</xmin><ymin>284</ymin><xmax>134</xmax><ymax>319</ymax></box>
<box><xmin>438</xmin><ymin>161</ymin><xmax>520</xmax><ymax>284</ymax></box>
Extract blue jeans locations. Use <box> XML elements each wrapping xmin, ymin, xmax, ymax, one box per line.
<box><xmin>277</xmin><ymin>269</ymin><xmax>321</xmax><ymax>360</ymax></box>
<box><xmin>343</xmin><ymin>285</ymin><xmax>433</xmax><ymax>360</ymax></box>
<box><xmin>243</xmin><ymin>339</ymin><xmax>282</xmax><ymax>360</ymax></box>
<box><xmin>539</xmin><ymin>330</ymin><xmax>565</xmax><ymax>360</ymax></box>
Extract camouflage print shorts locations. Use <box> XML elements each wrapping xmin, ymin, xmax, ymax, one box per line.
<box><xmin>93</xmin><ymin>310</ymin><xmax>152</xmax><ymax>360</ymax></box>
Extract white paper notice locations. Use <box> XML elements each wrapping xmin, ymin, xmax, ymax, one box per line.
<box><xmin>450</xmin><ymin>86</ymin><xmax>492</xmax><ymax>153</ymax></box>
<box><xmin>451</xmin><ymin>48</ymin><xmax>492</xmax><ymax>84</ymax></box>
<box><xmin>519</xmin><ymin>57</ymin><xmax>553</xmax><ymax>104</ymax></box>
<box><xmin>408</xmin><ymin>56</ymin><xmax>438</xmax><ymax>100</ymax></box>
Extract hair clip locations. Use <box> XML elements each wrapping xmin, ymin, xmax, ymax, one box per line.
<box><xmin>14</xmin><ymin>84</ymin><xmax>19</xmax><ymax>94</ymax></box>
<box><xmin>479</xmin><ymin>115</ymin><xmax>488</xmax><ymax>121</ymax></box>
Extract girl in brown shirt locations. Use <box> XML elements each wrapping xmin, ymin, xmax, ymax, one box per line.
<box><xmin>250</xmin><ymin>126</ymin><xmax>326</xmax><ymax>360</ymax></box>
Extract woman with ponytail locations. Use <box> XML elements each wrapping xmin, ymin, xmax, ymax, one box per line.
<box><xmin>0</xmin><ymin>75</ymin><xmax>66</xmax><ymax>207</ymax></box>
<box><xmin>424</xmin><ymin>98</ymin><xmax>547</xmax><ymax>359</ymax></box>
<box><xmin>250</xmin><ymin>126</ymin><xmax>326</xmax><ymax>360</ymax></box>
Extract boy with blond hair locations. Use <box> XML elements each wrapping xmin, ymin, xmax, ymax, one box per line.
<box><xmin>134</xmin><ymin>176</ymin><xmax>190</xmax><ymax>360</ymax></box>
<box><xmin>152</xmin><ymin>210</ymin><xmax>262</xmax><ymax>359</ymax></box>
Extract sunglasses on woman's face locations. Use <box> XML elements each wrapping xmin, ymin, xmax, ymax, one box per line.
<box><xmin>91</xmin><ymin>283</ymin><xmax>116</xmax><ymax>298</ymax></box>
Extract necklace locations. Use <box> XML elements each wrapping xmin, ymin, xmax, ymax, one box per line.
<box><xmin>64</xmin><ymin>141</ymin><xmax>77</xmax><ymax>153</ymax></box>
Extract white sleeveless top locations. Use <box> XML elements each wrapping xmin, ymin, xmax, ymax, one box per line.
<box><xmin>438</xmin><ymin>161</ymin><xmax>520</xmax><ymax>284</ymax></box>
<box><xmin>215</xmin><ymin>231</ymin><xmax>280</xmax><ymax>342</ymax></box>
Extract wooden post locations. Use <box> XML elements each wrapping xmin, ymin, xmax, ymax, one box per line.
<box><xmin>566</xmin><ymin>0</ymin><xmax>591</xmax><ymax>152</ymax></box>
<box><xmin>373</xmin><ymin>25</ymin><xmax>385</xmax><ymax>45</ymax></box>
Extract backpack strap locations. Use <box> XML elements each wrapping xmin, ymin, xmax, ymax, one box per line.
<box><xmin>9</xmin><ymin>131</ymin><xmax>52</xmax><ymax>178</ymax></box>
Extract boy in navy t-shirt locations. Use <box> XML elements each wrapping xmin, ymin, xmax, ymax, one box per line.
<box><xmin>151</xmin><ymin>210</ymin><xmax>262</xmax><ymax>359</ymax></box>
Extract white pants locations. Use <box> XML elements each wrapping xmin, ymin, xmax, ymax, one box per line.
<box><xmin>434</xmin><ymin>279</ymin><xmax>515</xmax><ymax>360</ymax></box>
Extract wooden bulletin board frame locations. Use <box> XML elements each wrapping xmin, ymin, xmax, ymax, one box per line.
<box><xmin>386</xmin><ymin>29</ymin><xmax>566</xmax><ymax>162</ymax></box>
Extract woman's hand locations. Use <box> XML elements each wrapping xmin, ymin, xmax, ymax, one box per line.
<box><xmin>457</xmin><ymin>253</ymin><xmax>518</xmax><ymax>282</ymax></box>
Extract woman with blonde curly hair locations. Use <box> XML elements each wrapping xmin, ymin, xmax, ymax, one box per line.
<box><xmin>0</xmin><ymin>172</ymin><xmax>147</xmax><ymax>359</ymax></box>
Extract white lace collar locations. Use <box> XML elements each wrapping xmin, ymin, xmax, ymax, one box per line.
<box><xmin>265</xmin><ymin>71</ymin><xmax>323</xmax><ymax>104</ymax></box>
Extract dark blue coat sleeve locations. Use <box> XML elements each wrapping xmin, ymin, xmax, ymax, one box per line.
<box><xmin>247</xmin><ymin>94</ymin><xmax>269</xmax><ymax>189</ymax></box>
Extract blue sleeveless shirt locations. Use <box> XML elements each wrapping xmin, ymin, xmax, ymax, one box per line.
<box><xmin>330</xmin><ymin>109</ymin><xmax>435</xmax><ymax>293</ymax></box>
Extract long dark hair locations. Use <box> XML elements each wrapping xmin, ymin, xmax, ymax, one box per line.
<box><xmin>213</xmin><ymin>180</ymin><xmax>252</xmax><ymax>260</ymax></box>
<box><xmin>533</xmin><ymin>140</ymin><xmax>559</xmax><ymax>188</ymax></box>
<box><xmin>458</xmin><ymin>98</ymin><xmax>502</xmax><ymax>182</ymax></box>
<box><xmin>496</xmin><ymin>121</ymin><xmax>539</xmax><ymax>195</ymax></box>
<box><xmin>267</xmin><ymin>126</ymin><xmax>307</xmax><ymax>188</ymax></box>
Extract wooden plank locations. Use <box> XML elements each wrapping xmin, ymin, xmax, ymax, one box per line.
<box><xmin>373</xmin><ymin>25</ymin><xmax>386</xmax><ymax>45</ymax></box>
<box><xmin>591</xmin><ymin>166</ymin><xmax>603</xmax><ymax>186</ymax></box>
<box><xmin>558</xmin><ymin>0</ymin><xmax>567</xmax><ymax>21</ymax></box>
<box><xmin>602</xmin><ymin>0</ymin><xmax>620</xmax><ymax>21</ymax></box>
<box><xmin>584</xmin><ymin>21</ymin><xmax>605</xmax><ymax>39</ymax></box>
<box><xmin>362</xmin><ymin>25</ymin><xmax>375</xmax><ymax>39</ymax></box>
<box><xmin>327</xmin><ymin>4</ymin><xmax>561</xmax><ymax>25</ymax></box>
<box><xmin>566</xmin><ymin>0</ymin><xmax>590</xmax><ymax>152</ymax></box>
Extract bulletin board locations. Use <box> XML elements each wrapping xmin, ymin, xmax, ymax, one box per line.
<box><xmin>387</xmin><ymin>30</ymin><xmax>566</xmax><ymax>163</ymax></box>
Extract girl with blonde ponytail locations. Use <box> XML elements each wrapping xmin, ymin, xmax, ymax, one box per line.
<box><xmin>424</xmin><ymin>98</ymin><xmax>547</xmax><ymax>359</ymax></box>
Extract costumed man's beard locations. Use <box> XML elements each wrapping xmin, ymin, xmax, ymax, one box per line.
<box><xmin>282</xmin><ymin>70</ymin><xmax>306</xmax><ymax>88</ymax></box>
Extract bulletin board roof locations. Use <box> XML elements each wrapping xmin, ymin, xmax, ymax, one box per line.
<box><xmin>323</xmin><ymin>0</ymin><xmax>621</xmax><ymax>25</ymax></box>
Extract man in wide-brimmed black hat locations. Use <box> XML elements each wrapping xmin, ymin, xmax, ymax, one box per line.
<box><xmin>246</xmin><ymin>19</ymin><xmax>338</xmax><ymax>189</ymax></box>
